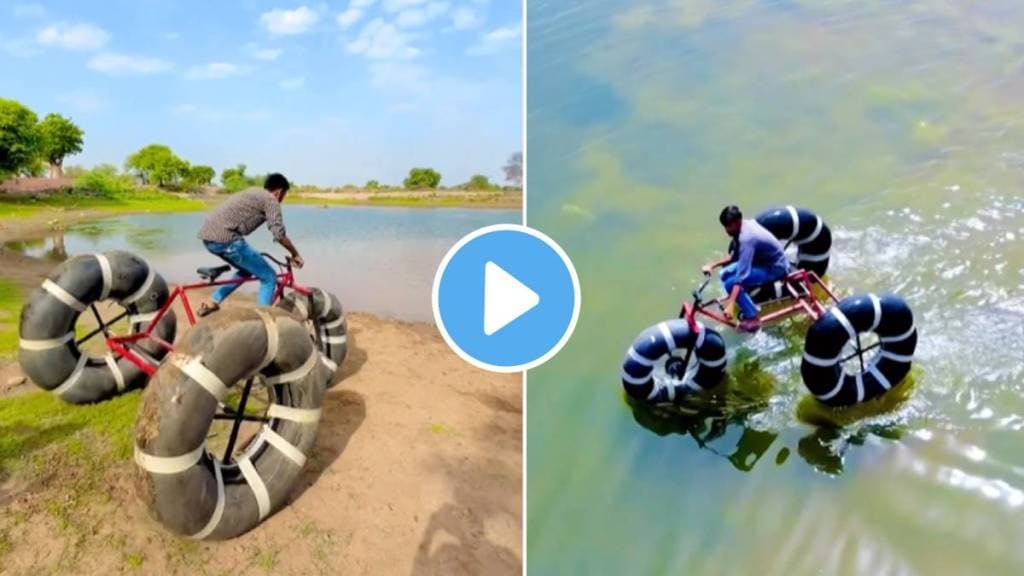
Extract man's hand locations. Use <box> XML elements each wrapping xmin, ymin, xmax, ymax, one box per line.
<box><xmin>291</xmin><ymin>254</ymin><xmax>305</xmax><ymax>269</ymax></box>
<box><xmin>701</xmin><ymin>264</ymin><xmax>714</xmax><ymax>276</ymax></box>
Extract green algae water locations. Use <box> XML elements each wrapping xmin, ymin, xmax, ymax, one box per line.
<box><xmin>527</xmin><ymin>1</ymin><xmax>1024</xmax><ymax>573</ymax></box>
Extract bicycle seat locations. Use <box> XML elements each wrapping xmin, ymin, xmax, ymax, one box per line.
<box><xmin>197</xmin><ymin>265</ymin><xmax>232</xmax><ymax>282</ymax></box>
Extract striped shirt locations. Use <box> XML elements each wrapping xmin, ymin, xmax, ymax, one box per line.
<box><xmin>197</xmin><ymin>188</ymin><xmax>287</xmax><ymax>243</ymax></box>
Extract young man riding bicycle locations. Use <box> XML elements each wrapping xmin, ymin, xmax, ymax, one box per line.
<box><xmin>196</xmin><ymin>173</ymin><xmax>305</xmax><ymax>316</ymax></box>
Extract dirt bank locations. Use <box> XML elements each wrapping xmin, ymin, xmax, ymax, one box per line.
<box><xmin>0</xmin><ymin>247</ymin><xmax>522</xmax><ymax>574</ymax></box>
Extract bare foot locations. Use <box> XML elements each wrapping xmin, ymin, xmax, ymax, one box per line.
<box><xmin>197</xmin><ymin>301</ymin><xmax>221</xmax><ymax>317</ymax></box>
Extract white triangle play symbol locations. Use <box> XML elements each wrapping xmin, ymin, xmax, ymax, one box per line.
<box><xmin>484</xmin><ymin>261</ymin><xmax>540</xmax><ymax>336</ymax></box>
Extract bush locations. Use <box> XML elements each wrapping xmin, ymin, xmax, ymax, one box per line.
<box><xmin>74</xmin><ymin>166</ymin><xmax>135</xmax><ymax>197</ymax></box>
<box><xmin>403</xmin><ymin>167</ymin><xmax>441</xmax><ymax>189</ymax></box>
<box><xmin>221</xmin><ymin>163</ymin><xmax>263</xmax><ymax>193</ymax></box>
<box><xmin>185</xmin><ymin>165</ymin><xmax>215</xmax><ymax>187</ymax></box>
<box><xmin>465</xmin><ymin>174</ymin><xmax>494</xmax><ymax>191</ymax></box>
<box><xmin>366</xmin><ymin>180</ymin><xmax>381</xmax><ymax>190</ymax></box>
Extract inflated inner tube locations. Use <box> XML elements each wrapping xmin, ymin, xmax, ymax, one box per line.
<box><xmin>801</xmin><ymin>293</ymin><xmax>917</xmax><ymax>407</ymax></box>
<box><xmin>276</xmin><ymin>287</ymin><xmax>347</xmax><ymax>386</ymax></box>
<box><xmin>621</xmin><ymin>320</ymin><xmax>727</xmax><ymax>403</ymax></box>
<box><xmin>133</xmin><ymin>307</ymin><xmax>328</xmax><ymax>540</ymax></box>
<box><xmin>18</xmin><ymin>251</ymin><xmax>176</xmax><ymax>403</ymax></box>
<box><xmin>756</xmin><ymin>206</ymin><xmax>832</xmax><ymax>275</ymax></box>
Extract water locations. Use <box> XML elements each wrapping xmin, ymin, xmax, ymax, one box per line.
<box><xmin>6</xmin><ymin>206</ymin><xmax>518</xmax><ymax>322</ymax></box>
<box><xmin>527</xmin><ymin>1</ymin><xmax>1024</xmax><ymax>573</ymax></box>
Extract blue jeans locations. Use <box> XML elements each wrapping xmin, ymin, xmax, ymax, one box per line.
<box><xmin>720</xmin><ymin>263</ymin><xmax>780</xmax><ymax>320</ymax></box>
<box><xmin>204</xmin><ymin>240</ymin><xmax>277</xmax><ymax>306</ymax></box>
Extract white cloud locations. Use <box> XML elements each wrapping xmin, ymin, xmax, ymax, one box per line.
<box><xmin>347</xmin><ymin>19</ymin><xmax>419</xmax><ymax>59</ymax></box>
<box><xmin>396</xmin><ymin>2</ymin><xmax>449</xmax><ymax>28</ymax></box>
<box><xmin>187</xmin><ymin>62</ymin><xmax>248</xmax><ymax>80</ymax></box>
<box><xmin>87</xmin><ymin>52</ymin><xmax>173</xmax><ymax>75</ymax></box>
<box><xmin>279</xmin><ymin>77</ymin><xmax>305</xmax><ymax>90</ymax></box>
<box><xmin>13</xmin><ymin>3</ymin><xmax>46</xmax><ymax>18</ymax></box>
<box><xmin>37</xmin><ymin>22</ymin><xmax>109</xmax><ymax>51</ymax></box>
<box><xmin>336</xmin><ymin>8</ymin><xmax>363</xmax><ymax>28</ymax></box>
<box><xmin>467</xmin><ymin>23</ymin><xmax>519</xmax><ymax>55</ymax></box>
<box><xmin>260</xmin><ymin>6</ymin><xmax>319</xmax><ymax>35</ymax></box>
<box><xmin>451</xmin><ymin>7</ymin><xmax>483</xmax><ymax>30</ymax></box>
<box><xmin>56</xmin><ymin>88</ymin><xmax>109</xmax><ymax>113</ymax></box>
<box><xmin>382</xmin><ymin>0</ymin><xmax>429</xmax><ymax>12</ymax></box>
<box><xmin>244</xmin><ymin>43</ymin><xmax>281</xmax><ymax>61</ymax></box>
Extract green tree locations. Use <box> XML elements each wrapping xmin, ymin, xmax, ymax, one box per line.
<box><xmin>186</xmin><ymin>164</ymin><xmax>215</xmax><ymax>187</ymax></box>
<box><xmin>38</xmin><ymin>113</ymin><xmax>84</xmax><ymax>179</ymax></box>
<box><xmin>125</xmin><ymin>144</ymin><xmax>189</xmax><ymax>187</ymax></box>
<box><xmin>403</xmin><ymin>167</ymin><xmax>441</xmax><ymax>189</ymax></box>
<box><xmin>221</xmin><ymin>163</ymin><xmax>262</xmax><ymax>192</ymax></box>
<box><xmin>365</xmin><ymin>179</ymin><xmax>380</xmax><ymax>190</ymax></box>
<box><xmin>502</xmin><ymin>152</ymin><xmax>522</xmax><ymax>186</ymax></box>
<box><xmin>466</xmin><ymin>174</ymin><xmax>493</xmax><ymax>191</ymax></box>
<box><xmin>0</xmin><ymin>98</ymin><xmax>40</xmax><ymax>178</ymax></box>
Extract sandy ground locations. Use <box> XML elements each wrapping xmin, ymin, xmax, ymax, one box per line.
<box><xmin>0</xmin><ymin>218</ymin><xmax>523</xmax><ymax>574</ymax></box>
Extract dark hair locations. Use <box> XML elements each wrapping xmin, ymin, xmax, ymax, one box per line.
<box><xmin>719</xmin><ymin>205</ymin><xmax>742</xmax><ymax>226</ymax></box>
<box><xmin>264</xmin><ymin>173</ymin><xmax>290</xmax><ymax>193</ymax></box>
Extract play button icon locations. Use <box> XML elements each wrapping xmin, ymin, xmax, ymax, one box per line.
<box><xmin>433</xmin><ymin>224</ymin><xmax>581</xmax><ymax>372</ymax></box>
<box><xmin>484</xmin><ymin>262</ymin><xmax>539</xmax><ymax>336</ymax></box>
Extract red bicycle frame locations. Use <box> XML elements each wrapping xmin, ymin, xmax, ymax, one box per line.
<box><xmin>679</xmin><ymin>269</ymin><xmax>840</xmax><ymax>334</ymax></box>
<box><xmin>105</xmin><ymin>253</ymin><xmax>314</xmax><ymax>376</ymax></box>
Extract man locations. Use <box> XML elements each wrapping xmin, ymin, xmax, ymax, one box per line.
<box><xmin>701</xmin><ymin>205</ymin><xmax>789</xmax><ymax>333</ymax></box>
<box><xmin>196</xmin><ymin>173</ymin><xmax>304</xmax><ymax>316</ymax></box>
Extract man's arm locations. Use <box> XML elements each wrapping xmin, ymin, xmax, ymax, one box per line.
<box><xmin>264</xmin><ymin>197</ymin><xmax>304</xmax><ymax>268</ymax></box>
<box><xmin>701</xmin><ymin>254</ymin><xmax>734</xmax><ymax>275</ymax></box>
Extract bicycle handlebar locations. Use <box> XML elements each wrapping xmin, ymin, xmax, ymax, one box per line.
<box><xmin>261</xmin><ymin>252</ymin><xmax>292</xmax><ymax>269</ymax></box>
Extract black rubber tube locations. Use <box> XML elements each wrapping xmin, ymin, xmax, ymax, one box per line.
<box><xmin>801</xmin><ymin>293</ymin><xmax>917</xmax><ymax>407</ymax></box>
<box><xmin>276</xmin><ymin>287</ymin><xmax>347</xmax><ymax>387</ymax></box>
<box><xmin>17</xmin><ymin>251</ymin><xmax>176</xmax><ymax>403</ymax></box>
<box><xmin>621</xmin><ymin>319</ymin><xmax>727</xmax><ymax>403</ymax></box>
<box><xmin>133</xmin><ymin>307</ymin><xmax>328</xmax><ymax>540</ymax></box>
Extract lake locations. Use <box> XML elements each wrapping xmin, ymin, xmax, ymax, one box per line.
<box><xmin>527</xmin><ymin>1</ymin><xmax>1024</xmax><ymax>574</ymax></box>
<box><xmin>6</xmin><ymin>205</ymin><xmax>519</xmax><ymax>322</ymax></box>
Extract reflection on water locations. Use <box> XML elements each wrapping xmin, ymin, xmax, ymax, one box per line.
<box><xmin>528</xmin><ymin>0</ymin><xmax>1024</xmax><ymax>573</ymax></box>
<box><xmin>4</xmin><ymin>206</ymin><xmax>518</xmax><ymax>321</ymax></box>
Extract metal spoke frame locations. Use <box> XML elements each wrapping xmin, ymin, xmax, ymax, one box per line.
<box><xmin>213</xmin><ymin>377</ymin><xmax>268</xmax><ymax>464</ymax></box>
<box><xmin>76</xmin><ymin>304</ymin><xmax>130</xmax><ymax>347</ymax></box>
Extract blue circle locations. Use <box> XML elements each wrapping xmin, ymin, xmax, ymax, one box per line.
<box><xmin>434</xmin><ymin>226</ymin><xmax>579</xmax><ymax>371</ymax></box>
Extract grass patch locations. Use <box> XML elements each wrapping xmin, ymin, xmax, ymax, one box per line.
<box><xmin>0</xmin><ymin>279</ymin><xmax>21</xmax><ymax>357</ymax></box>
<box><xmin>0</xmin><ymin>188</ymin><xmax>203</xmax><ymax>220</ymax></box>
<box><xmin>0</xmin><ymin>390</ymin><xmax>140</xmax><ymax>477</ymax></box>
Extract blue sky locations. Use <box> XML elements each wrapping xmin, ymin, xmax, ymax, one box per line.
<box><xmin>0</xmin><ymin>0</ymin><xmax>522</xmax><ymax>186</ymax></box>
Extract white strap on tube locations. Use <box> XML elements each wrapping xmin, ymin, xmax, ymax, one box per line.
<box><xmin>190</xmin><ymin>460</ymin><xmax>225</xmax><ymax>540</ymax></box>
<box><xmin>52</xmin><ymin>354</ymin><xmax>89</xmax><ymax>397</ymax></box>
<box><xmin>20</xmin><ymin>332</ymin><xmax>75</xmax><ymax>351</ymax></box>
<box><xmin>95</xmin><ymin>254</ymin><xmax>113</xmax><ymax>301</ymax></box>
<box><xmin>320</xmin><ymin>355</ymin><xmax>338</xmax><ymax>372</ymax></box>
<box><xmin>323</xmin><ymin>316</ymin><xmax>346</xmax><ymax>330</ymax></box>
<box><xmin>263</xmin><ymin>351</ymin><xmax>318</xmax><ymax>385</ymax></box>
<box><xmin>253</xmin><ymin>309</ymin><xmax>279</xmax><ymax>369</ymax></box>
<box><xmin>261</xmin><ymin>426</ymin><xmax>307</xmax><ymax>467</ymax></box>
<box><xmin>134</xmin><ymin>443</ymin><xmax>205</xmax><ymax>474</ymax></box>
<box><xmin>105</xmin><ymin>353</ymin><xmax>126</xmax><ymax>392</ymax></box>
<box><xmin>123</xmin><ymin>267</ymin><xmax>155</xmax><ymax>305</ymax></box>
<box><xmin>267</xmin><ymin>404</ymin><xmax>322</xmax><ymax>424</ymax></box>
<box><xmin>42</xmin><ymin>280</ymin><xmax>86</xmax><ymax>312</ymax></box>
<box><xmin>238</xmin><ymin>456</ymin><xmax>272</xmax><ymax>520</ymax></box>
<box><xmin>173</xmin><ymin>355</ymin><xmax>228</xmax><ymax>400</ymax></box>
